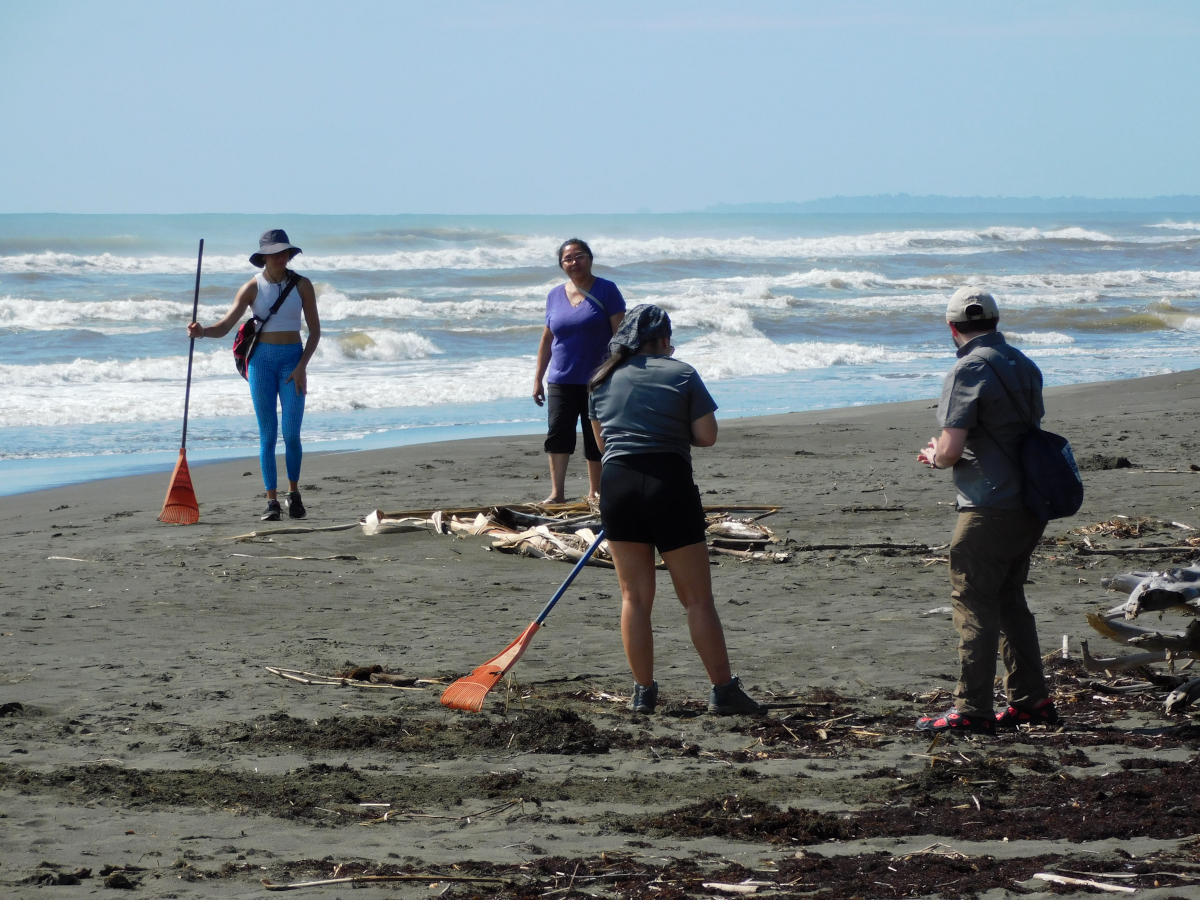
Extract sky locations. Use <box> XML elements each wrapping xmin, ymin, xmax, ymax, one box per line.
<box><xmin>1</xmin><ymin>1</ymin><xmax>1198</xmax><ymax>214</ymax></box>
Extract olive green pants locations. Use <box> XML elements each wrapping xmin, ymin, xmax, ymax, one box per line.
<box><xmin>948</xmin><ymin>507</ymin><xmax>1049</xmax><ymax>716</ymax></box>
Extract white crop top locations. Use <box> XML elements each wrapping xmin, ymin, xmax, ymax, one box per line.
<box><xmin>252</xmin><ymin>272</ymin><xmax>304</xmax><ymax>332</ymax></box>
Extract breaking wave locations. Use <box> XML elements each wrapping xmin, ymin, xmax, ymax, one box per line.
<box><xmin>4</xmin><ymin>227</ymin><xmax>1193</xmax><ymax>276</ymax></box>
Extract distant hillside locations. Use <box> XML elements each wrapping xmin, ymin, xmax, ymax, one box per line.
<box><xmin>706</xmin><ymin>194</ymin><xmax>1200</xmax><ymax>214</ymax></box>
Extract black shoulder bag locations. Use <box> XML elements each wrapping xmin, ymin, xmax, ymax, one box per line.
<box><xmin>232</xmin><ymin>272</ymin><xmax>301</xmax><ymax>380</ymax></box>
<box><xmin>975</xmin><ymin>348</ymin><xmax>1084</xmax><ymax>522</ymax></box>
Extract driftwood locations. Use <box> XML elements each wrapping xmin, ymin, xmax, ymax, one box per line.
<box><xmin>358</xmin><ymin>504</ymin><xmax>784</xmax><ymax>567</ymax></box>
<box><xmin>710</xmin><ymin>546</ymin><xmax>790</xmax><ymax>562</ymax></box>
<box><xmin>1080</xmin><ymin>545</ymin><xmax>1199</xmax><ymax>556</ymax></box>
<box><xmin>263</xmin><ymin>874</ymin><xmax>508</xmax><ymax>892</ymax></box>
<box><xmin>230</xmin><ymin>553</ymin><xmax>359</xmax><ymax>561</ymax></box>
<box><xmin>1032</xmin><ymin>873</ymin><xmax>1135</xmax><ymax>894</ymax></box>
<box><xmin>1080</xmin><ymin>639</ymin><xmax>1199</xmax><ymax>673</ymax></box>
<box><xmin>1164</xmin><ymin>676</ymin><xmax>1200</xmax><ymax>715</ymax></box>
<box><xmin>229</xmin><ymin>523</ymin><xmax>359</xmax><ymax>541</ymax></box>
<box><xmin>264</xmin><ymin>666</ymin><xmax>432</xmax><ymax>691</ymax></box>
<box><xmin>1096</xmin><ymin>564</ymin><xmax>1200</xmax><ymax>620</ymax></box>
<box><xmin>1101</xmin><ymin>572</ymin><xmax>1154</xmax><ymax>594</ymax></box>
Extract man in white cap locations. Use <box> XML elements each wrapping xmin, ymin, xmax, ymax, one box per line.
<box><xmin>914</xmin><ymin>286</ymin><xmax>1058</xmax><ymax>735</ymax></box>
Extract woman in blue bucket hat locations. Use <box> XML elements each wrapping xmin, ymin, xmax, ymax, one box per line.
<box><xmin>188</xmin><ymin>230</ymin><xmax>322</xmax><ymax>521</ymax></box>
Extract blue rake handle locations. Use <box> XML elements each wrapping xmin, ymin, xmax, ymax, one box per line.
<box><xmin>535</xmin><ymin>528</ymin><xmax>606</xmax><ymax>626</ymax></box>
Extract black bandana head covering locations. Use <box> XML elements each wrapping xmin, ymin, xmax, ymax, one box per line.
<box><xmin>609</xmin><ymin>304</ymin><xmax>671</xmax><ymax>355</ymax></box>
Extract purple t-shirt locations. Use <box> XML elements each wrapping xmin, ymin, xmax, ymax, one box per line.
<box><xmin>545</xmin><ymin>277</ymin><xmax>626</xmax><ymax>384</ymax></box>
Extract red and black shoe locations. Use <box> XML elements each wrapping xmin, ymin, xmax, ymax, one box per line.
<box><xmin>915</xmin><ymin>707</ymin><xmax>996</xmax><ymax>735</ymax></box>
<box><xmin>995</xmin><ymin>699</ymin><xmax>1059</xmax><ymax>729</ymax></box>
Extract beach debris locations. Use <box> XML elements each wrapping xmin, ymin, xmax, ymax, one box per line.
<box><xmin>1085</xmin><ymin>561</ymin><xmax>1200</xmax><ymax>711</ymax></box>
<box><xmin>262</xmin><ymin>874</ymin><xmax>508</xmax><ymax>892</ymax></box>
<box><xmin>360</xmin><ymin>511</ymin><xmax>436</xmax><ymax>536</ymax></box>
<box><xmin>264</xmin><ymin>665</ymin><xmax>440</xmax><ymax>691</ymax></box>
<box><xmin>357</xmin><ymin>503</ymin><xmax>786</xmax><ymax>566</ymax></box>
<box><xmin>1101</xmin><ymin>563</ymin><xmax>1200</xmax><ymax>620</ymax></box>
<box><xmin>1032</xmin><ymin>873</ymin><xmax>1137</xmax><ymax>893</ymax></box>
<box><xmin>229</xmin><ymin>522</ymin><xmax>358</xmax><ymax>541</ymax></box>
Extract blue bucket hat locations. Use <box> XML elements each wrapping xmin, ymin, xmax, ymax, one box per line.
<box><xmin>250</xmin><ymin>229</ymin><xmax>303</xmax><ymax>267</ymax></box>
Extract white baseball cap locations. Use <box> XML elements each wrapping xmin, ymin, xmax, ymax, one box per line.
<box><xmin>946</xmin><ymin>286</ymin><xmax>999</xmax><ymax>324</ymax></box>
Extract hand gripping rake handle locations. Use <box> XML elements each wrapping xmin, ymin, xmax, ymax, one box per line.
<box><xmin>180</xmin><ymin>239</ymin><xmax>204</xmax><ymax>450</ymax></box>
<box><xmin>535</xmin><ymin>528</ymin><xmax>606</xmax><ymax>626</ymax></box>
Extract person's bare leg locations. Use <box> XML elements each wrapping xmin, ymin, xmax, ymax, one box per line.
<box><xmin>586</xmin><ymin>459</ymin><xmax>602</xmax><ymax>500</ymax></box>
<box><xmin>544</xmin><ymin>453</ymin><xmax>569</xmax><ymax>503</ymax></box>
<box><xmin>608</xmin><ymin>540</ymin><xmax>659</xmax><ymax>686</ymax></box>
<box><xmin>661</xmin><ymin>541</ymin><xmax>732</xmax><ymax>685</ymax></box>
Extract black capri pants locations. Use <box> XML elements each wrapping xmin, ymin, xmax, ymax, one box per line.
<box><xmin>544</xmin><ymin>383</ymin><xmax>601</xmax><ymax>461</ymax></box>
<box><xmin>599</xmin><ymin>452</ymin><xmax>707</xmax><ymax>553</ymax></box>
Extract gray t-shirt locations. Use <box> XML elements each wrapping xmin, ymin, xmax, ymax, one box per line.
<box><xmin>588</xmin><ymin>355</ymin><xmax>718</xmax><ymax>464</ymax></box>
<box><xmin>938</xmin><ymin>332</ymin><xmax>1044</xmax><ymax>510</ymax></box>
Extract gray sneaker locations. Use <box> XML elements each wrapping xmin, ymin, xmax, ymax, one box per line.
<box><xmin>261</xmin><ymin>500</ymin><xmax>282</xmax><ymax>522</ymax></box>
<box><xmin>632</xmin><ymin>681</ymin><xmax>658</xmax><ymax>714</ymax></box>
<box><xmin>708</xmin><ymin>676</ymin><xmax>766</xmax><ymax>716</ymax></box>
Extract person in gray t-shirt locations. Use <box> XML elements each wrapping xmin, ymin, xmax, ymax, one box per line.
<box><xmin>588</xmin><ymin>355</ymin><xmax>717</xmax><ymax>464</ymax></box>
<box><xmin>587</xmin><ymin>304</ymin><xmax>764</xmax><ymax>718</ymax></box>
<box><xmin>914</xmin><ymin>287</ymin><xmax>1057</xmax><ymax>736</ymax></box>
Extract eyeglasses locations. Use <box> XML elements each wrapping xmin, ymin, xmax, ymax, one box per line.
<box><xmin>561</xmin><ymin>254</ymin><xmax>590</xmax><ymax>264</ymax></box>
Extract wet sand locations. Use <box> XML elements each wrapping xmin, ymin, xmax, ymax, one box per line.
<box><xmin>4</xmin><ymin>369</ymin><xmax>1200</xmax><ymax>898</ymax></box>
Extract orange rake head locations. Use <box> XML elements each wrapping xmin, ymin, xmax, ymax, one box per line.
<box><xmin>440</xmin><ymin>622</ymin><xmax>540</xmax><ymax>712</ymax></box>
<box><xmin>158</xmin><ymin>449</ymin><xmax>200</xmax><ymax>525</ymax></box>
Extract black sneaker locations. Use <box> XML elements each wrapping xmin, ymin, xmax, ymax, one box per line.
<box><xmin>915</xmin><ymin>707</ymin><xmax>996</xmax><ymax>735</ymax></box>
<box><xmin>708</xmin><ymin>676</ymin><xmax>766</xmax><ymax>716</ymax></box>
<box><xmin>286</xmin><ymin>491</ymin><xmax>306</xmax><ymax>520</ymax></box>
<box><xmin>632</xmin><ymin>681</ymin><xmax>658</xmax><ymax>714</ymax></box>
<box><xmin>995</xmin><ymin>699</ymin><xmax>1058</xmax><ymax>729</ymax></box>
<box><xmin>261</xmin><ymin>500</ymin><xmax>282</xmax><ymax>522</ymax></box>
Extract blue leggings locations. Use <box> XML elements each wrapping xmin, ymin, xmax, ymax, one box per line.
<box><xmin>247</xmin><ymin>342</ymin><xmax>305</xmax><ymax>491</ymax></box>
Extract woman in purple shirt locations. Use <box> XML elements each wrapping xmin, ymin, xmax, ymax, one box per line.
<box><xmin>532</xmin><ymin>238</ymin><xmax>626</xmax><ymax>503</ymax></box>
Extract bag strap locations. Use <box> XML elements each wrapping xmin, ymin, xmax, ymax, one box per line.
<box><xmin>258</xmin><ymin>271</ymin><xmax>301</xmax><ymax>325</ymax></box>
<box><xmin>951</xmin><ymin>347</ymin><xmax>1030</xmax><ymax>471</ymax></box>
<box><xmin>578</xmin><ymin>287</ymin><xmax>615</xmax><ymax>334</ymax></box>
<box><xmin>974</xmin><ymin>347</ymin><xmax>1038</xmax><ymax>429</ymax></box>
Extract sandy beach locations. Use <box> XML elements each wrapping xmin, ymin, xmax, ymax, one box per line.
<box><xmin>4</xmin><ymin>370</ymin><xmax>1200</xmax><ymax>898</ymax></box>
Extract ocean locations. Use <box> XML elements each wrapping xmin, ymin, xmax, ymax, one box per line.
<box><xmin>1</xmin><ymin>211</ymin><xmax>1198</xmax><ymax>496</ymax></box>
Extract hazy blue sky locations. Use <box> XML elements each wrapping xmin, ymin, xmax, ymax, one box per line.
<box><xmin>2</xmin><ymin>1</ymin><xmax>1198</xmax><ymax>214</ymax></box>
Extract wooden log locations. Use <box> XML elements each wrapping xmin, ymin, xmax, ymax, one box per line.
<box><xmin>1100</xmin><ymin>572</ymin><xmax>1152</xmax><ymax>594</ymax></box>
<box><xmin>1128</xmin><ymin>619</ymin><xmax>1200</xmax><ymax>652</ymax></box>
<box><xmin>1164</xmin><ymin>676</ymin><xmax>1200</xmax><ymax>715</ymax></box>
<box><xmin>263</xmin><ymin>874</ymin><xmax>508</xmax><ymax>891</ymax></box>
<box><xmin>1080</xmin><ymin>545</ymin><xmax>1199</xmax><ymax>556</ymax></box>
<box><xmin>1079</xmin><ymin>639</ymin><xmax>1199</xmax><ymax>673</ymax></box>
<box><xmin>1032</xmin><ymin>873</ymin><xmax>1135</xmax><ymax>893</ymax></box>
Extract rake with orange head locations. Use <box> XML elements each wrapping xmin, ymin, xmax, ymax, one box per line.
<box><xmin>158</xmin><ymin>239</ymin><xmax>204</xmax><ymax>525</ymax></box>
<box><xmin>441</xmin><ymin>529</ymin><xmax>606</xmax><ymax>712</ymax></box>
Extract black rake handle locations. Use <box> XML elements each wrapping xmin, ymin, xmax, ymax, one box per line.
<box><xmin>181</xmin><ymin>239</ymin><xmax>204</xmax><ymax>449</ymax></box>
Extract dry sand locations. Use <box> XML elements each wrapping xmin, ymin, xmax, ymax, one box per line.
<box><xmin>4</xmin><ymin>370</ymin><xmax>1200</xmax><ymax>898</ymax></box>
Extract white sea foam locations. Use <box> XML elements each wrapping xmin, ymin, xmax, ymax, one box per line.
<box><xmin>0</xmin><ymin>295</ymin><xmax>230</xmax><ymax>330</ymax></box>
<box><xmin>324</xmin><ymin>330</ymin><xmax>440</xmax><ymax>361</ymax></box>
<box><xmin>0</xmin><ymin>353</ymin><xmax>538</xmax><ymax>429</ymax></box>
<box><xmin>1006</xmin><ymin>331</ymin><xmax>1076</xmax><ymax>344</ymax></box>
<box><xmin>1148</xmin><ymin>222</ymin><xmax>1200</xmax><ymax>230</ymax></box>
<box><xmin>674</xmin><ymin>334</ymin><xmax>939</xmax><ymax>380</ymax></box>
<box><xmin>0</xmin><ymin>349</ymin><xmax>230</xmax><ymax>387</ymax></box>
<box><xmin>5</xmin><ymin>226</ymin><xmax>1188</xmax><ymax>276</ymax></box>
<box><xmin>318</xmin><ymin>290</ymin><xmax>545</xmax><ymax>322</ymax></box>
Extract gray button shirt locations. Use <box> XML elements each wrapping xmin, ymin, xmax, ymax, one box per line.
<box><xmin>938</xmin><ymin>332</ymin><xmax>1044</xmax><ymax>510</ymax></box>
<box><xmin>588</xmin><ymin>355</ymin><xmax>718</xmax><ymax>464</ymax></box>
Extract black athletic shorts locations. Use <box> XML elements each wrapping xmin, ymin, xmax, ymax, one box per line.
<box><xmin>599</xmin><ymin>452</ymin><xmax>707</xmax><ymax>552</ymax></box>
<box><xmin>544</xmin><ymin>383</ymin><xmax>601</xmax><ymax>461</ymax></box>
